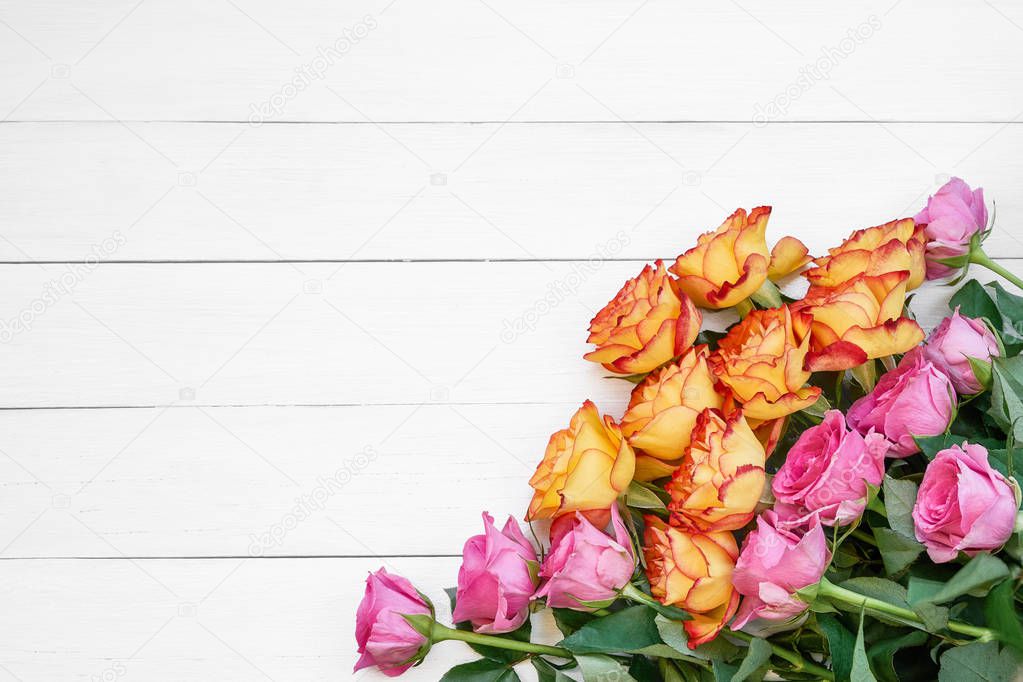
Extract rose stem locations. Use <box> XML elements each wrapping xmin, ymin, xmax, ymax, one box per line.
<box><xmin>817</xmin><ymin>578</ymin><xmax>995</xmax><ymax>641</ymax></box>
<box><xmin>728</xmin><ymin>630</ymin><xmax>835</xmax><ymax>680</ymax></box>
<box><xmin>429</xmin><ymin>623</ymin><xmax>573</xmax><ymax>658</ymax></box>
<box><xmin>971</xmin><ymin>250</ymin><xmax>1023</xmax><ymax>292</ymax></box>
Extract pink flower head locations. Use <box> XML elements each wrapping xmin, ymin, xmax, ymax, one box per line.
<box><xmin>452</xmin><ymin>512</ymin><xmax>538</xmax><ymax>633</ymax></box>
<box><xmin>354</xmin><ymin>568</ymin><xmax>432</xmax><ymax>677</ymax></box>
<box><xmin>913</xmin><ymin>443</ymin><xmax>1018</xmax><ymax>563</ymax></box>
<box><xmin>731</xmin><ymin>511</ymin><xmax>830</xmax><ymax>632</ymax></box>
<box><xmin>848</xmin><ymin>349</ymin><xmax>956</xmax><ymax>457</ymax></box>
<box><xmin>914</xmin><ymin>177</ymin><xmax>987</xmax><ymax>279</ymax></box>
<box><xmin>534</xmin><ymin>505</ymin><xmax>635</xmax><ymax>610</ymax></box>
<box><xmin>772</xmin><ymin>410</ymin><xmax>888</xmax><ymax>526</ymax></box>
<box><xmin>923</xmin><ymin>309</ymin><xmax>1000</xmax><ymax>395</ymax></box>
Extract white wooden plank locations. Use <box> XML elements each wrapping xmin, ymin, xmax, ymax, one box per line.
<box><xmin>0</xmin><ymin>404</ymin><xmax>540</xmax><ymax>558</ymax></box>
<box><xmin>2</xmin><ymin>0</ymin><xmax>1022</xmax><ymax>122</ymax></box>
<box><xmin>0</xmin><ymin>556</ymin><xmax>556</xmax><ymax>681</ymax></box>
<box><xmin>2</xmin><ymin>122</ymin><xmax>1023</xmax><ymax>261</ymax></box>
<box><xmin>0</xmin><ymin>261</ymin><xmax>1017</xmax><ymax>409</ymax></box>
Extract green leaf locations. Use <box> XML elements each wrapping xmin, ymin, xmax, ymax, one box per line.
<box><xmin>551</xmin><ymin>608</ymin><xmax>597</xmax><ymax>637</ymax></box>
<box><xmin>712</xmin><ymin>660</ymin><xmax>741</xmax><ymax>682</ymax></box>
<box><xmin>851</xmin><ymin>610</ymin><xmax>878</xmax><ymax>681</ymax></box>
<box><xmin>873</xmin><ymin>527</ymin><xmax>924</xmax><ymax>575</ymax></box>
<box><xmin>988</xmin><ymin>355</ymin><xmax>1023</xmax><ymax>445</ymax></box>
<box><xmin>730</xmin><ymin>637</ymin><xmax>772</xmax><ymax>682</ymax></box>
<box><xmin>654</xmin><ymin>615</ymin><xmax>741</xmax><ymax>662</ymax></box>
<box><xmin>818</xmin><ymin>613</ymin><xmax>855</xmax><ymax>682</ymax></box>
<box><xmin>626</xmin><ymin>480</ymin><xmax>668</xmax><ymax>510</ymax></box>
<box><xmin>440</xmin><ymin>658</ymin><xmax>521</xmax><ymax>682</ymax></box>
<box><xmin>575</xmin><ymin>654</ymin><xmax>639</xmax><ymax>682</ymax></box>
<box><xmin>968</xmin><ymin>356</ymin><xmax>994</xmax><ymax>391</ymax></box>
<box><xmin>867</xmin><ymin>630</ymin><xmax>928</xmax><ymax>682</ymax></box>
<box><xmin>938</xmin><ymin>641</ymin><xmax>1023</xmax><ymax>681</ymax></box>
<box><xmin>923</xmin><ymin>554</ymin><xmax>1010</xmax><ymax>604</ymax></box>
<box><xmin>531</xmin><ymin>657</ymin><xmax>573</xmax><ymax>682</ymax></box>
<box><xmin>986</xmin><ymin>579</ymin><xmax>1023</xmax><ymax>652</ymax></box>
<box><xmin>951</xmin><ymin>280</ymin><xmax>1001</xmax><ymax>328</ymax></box>
<box><xmin>560</xmin><ymin>605</ymin><xmax>662</xmax><ymax>654</ymax></box>
<box><xmin>883</xmin><ymin>476</ymin><xmax>919</xmax><ymax>538</ymax></box>
<box><xmin>447</xmin><ymin>588</ymin><xmax>531</xmax><ymax>664</ymax></box>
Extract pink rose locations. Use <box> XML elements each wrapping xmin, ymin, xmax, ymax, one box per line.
<box><xmin>914</xmin><ymin>177</ymin><xmax>987</xmax><ymax>279</ymax></box>
<box><xmin>354</xmin><ymin>568</ymin><xmax>432</xmax><ymax>677</ymax></box>
<box><xmin>452</xmin><ymin>512</ymin><xmax>538</xmax><ymax>633</ymax></box>
<box><xmin>848</xmin><ymin>349</ymin><xmax>956</xmax><ymax>457</ymax></box>
<box><xmin>731</xmin><ymin>511</ymin><xmax>830</xmax><ymax>632</ymax></box>
<box><xmin>772</xmin><ymin>410</ymin><xmax>888</xmax><ymax>526</ymax></box>
<box><xmin>913</xmin><ymin>443</ymin><xmax>1018</xmax><ymax>563</ymax></box>
<box><xmin>922</xmin><ymin>309</ymin><xmax>1000</xmax><ymax>395</ymax></box>
<box><xmin>534</xmin><ymin>505</ymin><xmax>635</xmax><ymax>610</ymax></box>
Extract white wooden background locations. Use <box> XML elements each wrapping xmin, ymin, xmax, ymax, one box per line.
<box><xmin>2</xmin><ymin>1</ymin><xmax>1023</xmax><ymax>679</ymax></box>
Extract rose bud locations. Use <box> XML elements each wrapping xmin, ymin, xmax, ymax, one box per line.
<box><xmin>671</xmin><ymin>207</ymin><xmax>807</xmax><ymax>310</ymax></box>
<box><xmin>643</xmin><ymin>515</ymin><xmax>739</xmax><ymax>647</ymax></box>
<box><xmin>804</xmin><ymin>218</ymin><xmax>926</xmax><ymax>290</ymax></box>
<box><xmin>772</xmin><ymin>410</ymin><xmax>888</xmax><ymax>526</ymax></box>
<box><xmin>731</xmin><ymin>511</ymin><xmax>830</xmax><ymax>632</ymax></box>
<box><xmin>709</xmin><ymin>306</ymin><xmax>821</xmax><ymax>421</ymax></box>
<box><xmin>527</xmin><ymin>400</ymin><xmax>636</xmax><ymax>521</ymax></box>
<box><xmin>922</xmin><ymin>308</ymin><xmax>1000</xmax><ymax>394</ymax></box>
<box><xmin>584</xmin><ymin>260</ymin><xmax>701</xmax><ymax>374</ymax></box>
<box><xmin>665</xmin><ymin>408</ymin><xmax>767</xmax><ymax>532</ymax></box>
<box><xmin>452</xmin><ymin>512</ymin><xmax>539</xmax><ymax>633</ymax></box>
<box><xmin>620</xmin><ymin>346</ymin><xmax>724</xmax><ymax>480</ymax></box>
<box><xmin>914</xmin><ymin>177</ymin><xmax>988</xmax><ymax>279</ymax></box>
<box><xmin>534</xmin><ymin>505</ymin><xmax>635</xmax><ymax>611</ymax></box>
<box><xmin>792</xmin><ymin>271</ymin><xmax>924</xmax><ymax>372</ymax></box>
<box><xmin>354</xmin><ymin>568</ymin><xmax>433</xmax><ymax>677</ymax></box>
<box><xmin>913</xmin><ymin>443</ymin><xmax>1018</xmax><ymax>563</ymax></box>
<box><xmin>847</xmin><ymin>349</ymin><xmax>955</xmax><ymax>457</ymax></box>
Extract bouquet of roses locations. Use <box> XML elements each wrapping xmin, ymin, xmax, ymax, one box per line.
<box><xmin>354</xmin><ymin>178</ymin><xmax>1023</xmax><ymax>681</ymax></box>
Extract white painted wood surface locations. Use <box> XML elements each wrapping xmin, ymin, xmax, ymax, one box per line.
<box><xmin>1</xmin><ymin>1</ymin><xmax>1023</xmax><ymax>679</ymax></box>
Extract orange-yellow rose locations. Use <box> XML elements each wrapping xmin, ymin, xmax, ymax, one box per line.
<box><xmin>620</xmin><ymin>346</ymin><xmax>724</xmax><ymax>480</ymax></box>
<box><xmin>804</xmin><ymin>218</ymin><xmax>926</xmax><ymax>290</ymax></box>
<box><xmin>643</xmin><ymin>516</ymin><xmax>739</xmax><ymax>647</ymax></box>
<box><xmin>709</xmin><ymin>306</ymin><xmax>821</xmax><ymax>421</ymax></box>
<box><xmin>584</xmin><ymin>260</ymin><xmax>701</xmax><ymax>375</ymax></box>
<box><xmin>670</xmin><ymin>207</ymin><xmax>809</xmax><ymax>309</ymax></box>
<box><xmin>526</xmin><ymin>400</ymin><xmax>636</xmax><ymax>521</ymax></box>
<box><xmin>792</xmin><ymin>271</ymin><xmax>925</xmax><ymax>372</ymax></box>
<box><xmin>665</xmin><ymin>408</ymin><xmax>766</xmax><ymax>532</ymax></box>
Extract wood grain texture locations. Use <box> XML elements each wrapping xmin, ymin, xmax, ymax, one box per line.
<box><xmin>0</xmin><ymin>556</ymin><xmax>558</xmax><ymax>681</ymax></box>
<box><xmin>2</xmin><ymin>122</ymin><xmax>1023</xmax><ymax>262</ymax></box>
<box><xmin>2</xmin><ymin>0</ymin><xmax>1023</xmax><ymax>122</ymax></box>
<box><xmin>0</xmin><ymin>261</ymin><xmax>1017</xmax><ymax>409</ymax></box>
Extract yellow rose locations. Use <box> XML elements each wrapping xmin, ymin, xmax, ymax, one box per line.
<box><xmin>584</xmin><ymin>260</ymin><xmax>701</xmax><ymax>375</ymax></box>
<box><xmin>670</xmin><ymin>208</ymin><xmax>809</xmax><ymax>309</ymax></box>
<box><xmin>643</xmin><ymin>516</ymin><xmax>739</xmax><ymax>647</ymax></box>
<box><xmin>665</xmin><ymin>408</ymin><xmax>766</xmax><ymax>532</ymax></box>
<box><xmin>792</xmin><ymin>271</ymin><xmax>924</xmax><ymax>372</ymax></box>
<box><xmin>526</xmin><ymin>401</ymin><xmax>636</xmax><ymax>521</ymax></box>
<box><xmin>804</xmin><ymin>218</ymin><xmax>926</xmax><ymax>290</ymax></box>
<box><xmin>709</xmin><ymin>306</ymin><xmax>821</xmax><ymax>421</ymax></box>
<box><xmin>620</xmin><ymin>346</ymin><xmax>724</xmax><ymax>481</ymax></box>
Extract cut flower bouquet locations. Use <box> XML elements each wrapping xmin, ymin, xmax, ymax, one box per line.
<box><xmin>355</xmin><ymin>177</ymin><xmax>1023</xmax><ymax>681</ymax></box>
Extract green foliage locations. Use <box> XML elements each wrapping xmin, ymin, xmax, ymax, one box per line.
<box><xmin>446</xmin><ymin>587</ymin><xmax>532</xmax><ymax>664</ymax></box>
<box><xmin>938</xmin><ymin>641</ymin><xmax>1023</xmax><ymax>681</ymax></box>
<box><xmin>851</xmin><ymin>611</ymin><xmax>878</xmax><ymax>681</ymax></box>
<box><xmin>440</xmin><ymin>658</ymin><xmax>521</xmax><ymax>682</ymax></box>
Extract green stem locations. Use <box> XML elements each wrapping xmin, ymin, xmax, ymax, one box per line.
<box><xmin>817</xmin><ymin>578</ymin><xmax>995</xmax><ymax>641</ymax></box>
<box><xmin>621</xmin><ymin>582</ymin><xmax>661</xmax><ymax>608</ymax></box>
<box><xmin>729</xmin><ymin>630</ymin><xmax>835</xmax><ymax>680</ymax></box>
<box><xmin>971</xmin><ymin>250</ymin><xmax>1023</xmax><ymax>292</ymax></box>
<box><xmin>430</xmin><ymin>623</ymin><xmax>572</xmax><ymax>659</ymax></box>
<box><xmin>850</xmin><ymin>529</ymin><xmax>877</xmax><ymax>547</ymax></box>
